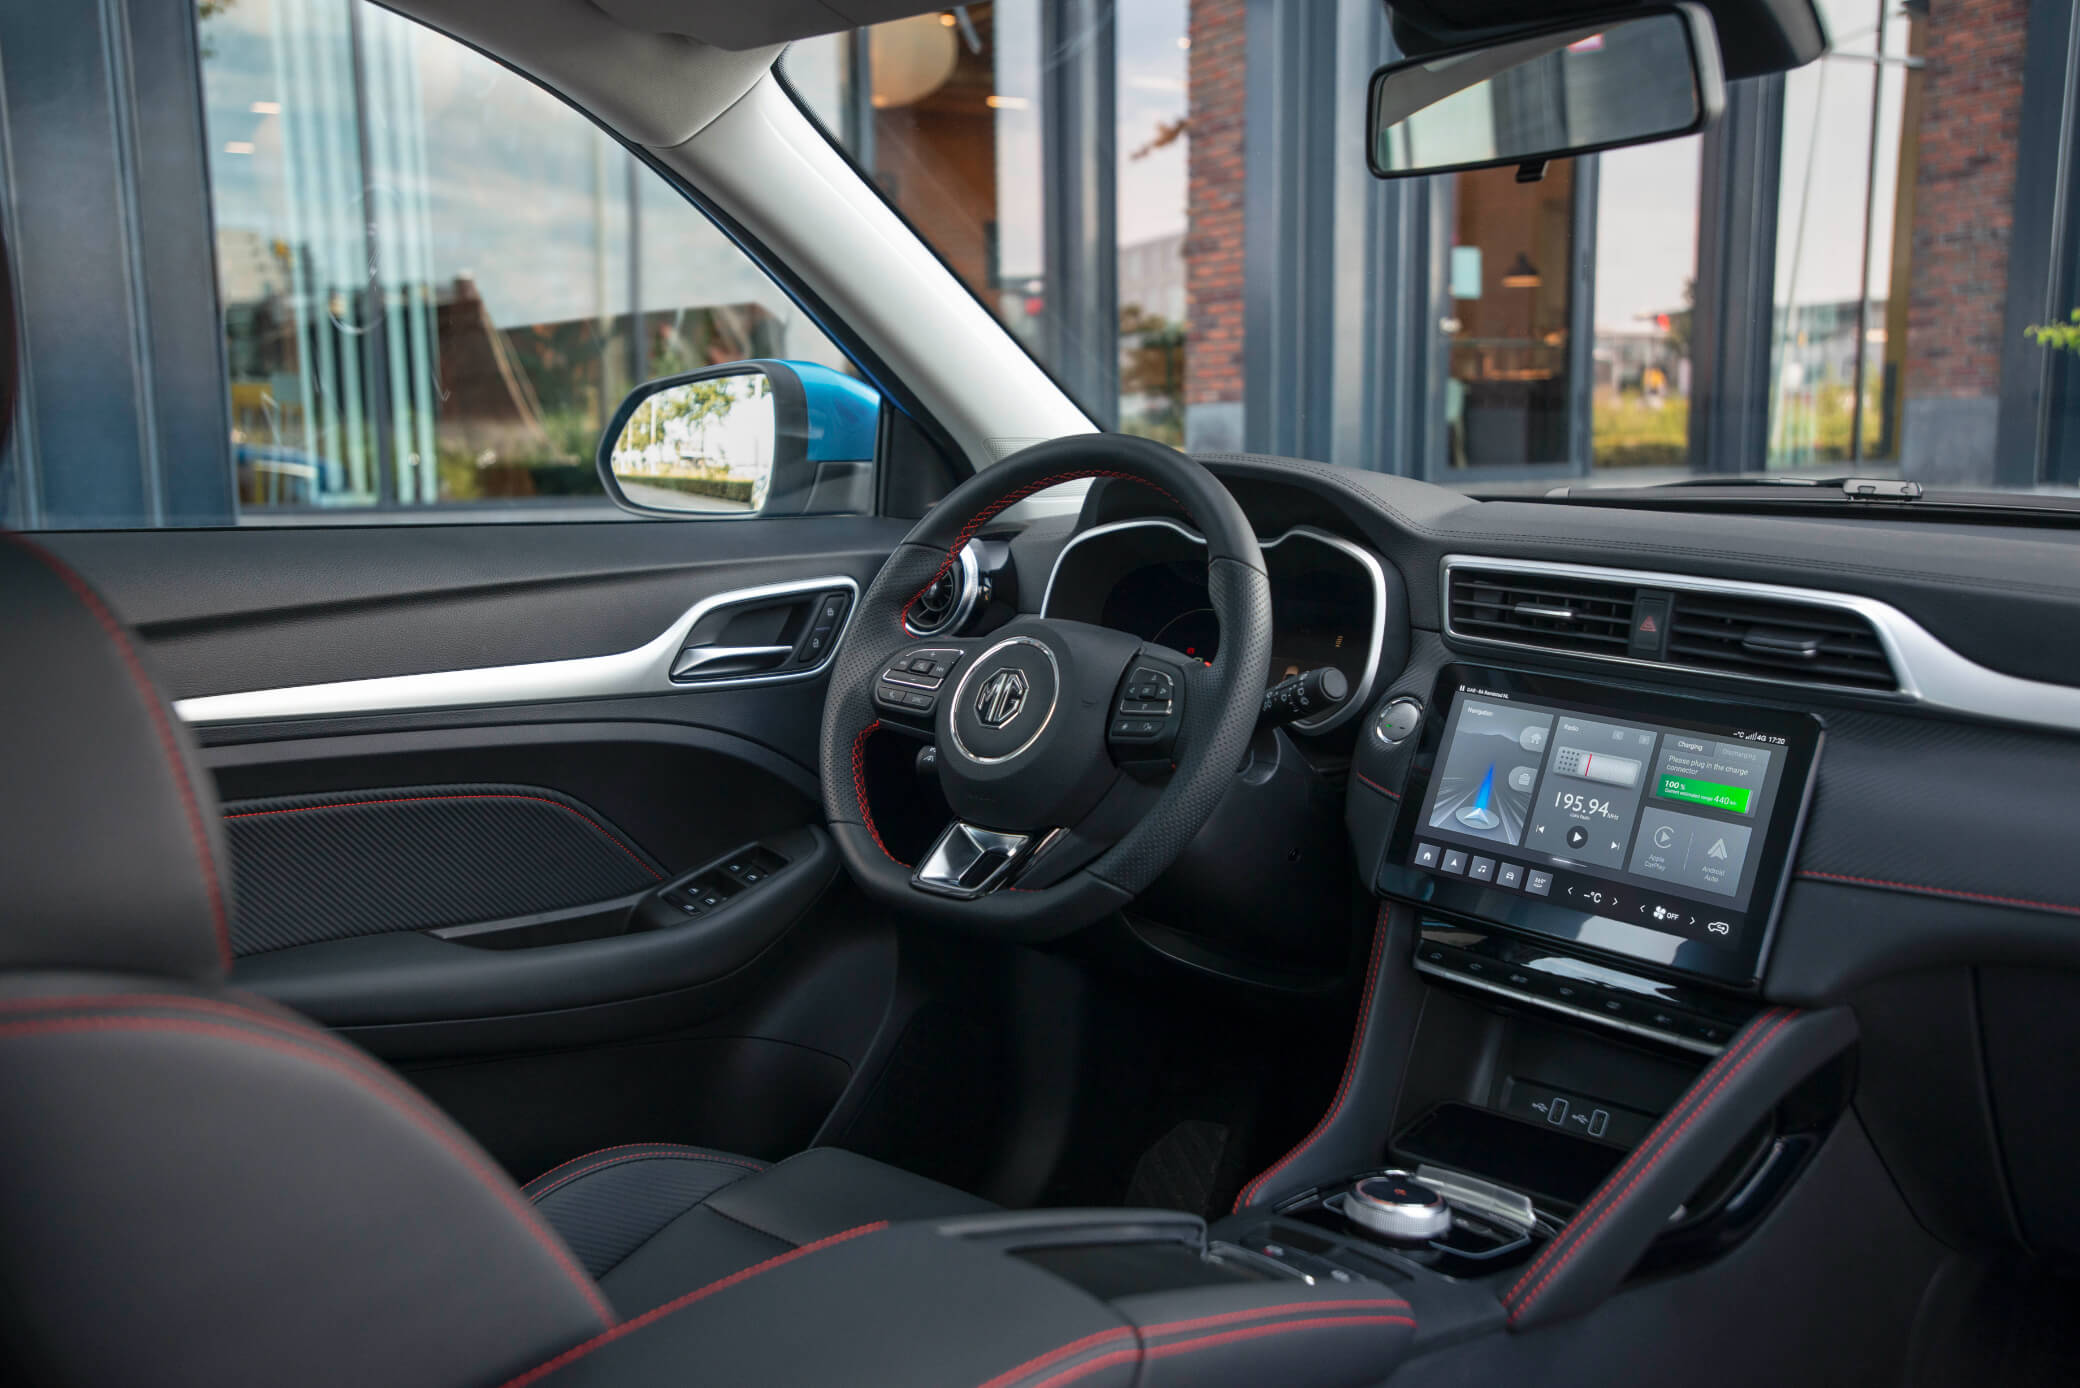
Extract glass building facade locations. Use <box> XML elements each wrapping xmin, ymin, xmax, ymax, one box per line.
<box><xmin>786</xmin><ymin>0</ymin><xmax>2076</xmax><ymax>490</ymax></box>
<box><xmin>0</xmin><ymin>1</ymin><xmax>2074</xmax><ymax>529</ymax></box>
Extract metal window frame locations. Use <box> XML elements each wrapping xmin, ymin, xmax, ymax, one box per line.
<box><xmin>1242</xmin><ymin>0</ymin><xmax>1341</xmax><ymax>463</ymax></box>
<box><xmin>1687</xmin><ymin>73</ymin><xmax>1786</xmax><ymax>475</ymax></box>
<box><xmin>0</xmin><ymin>0</ymin><xmax>234</xmax><ymax>529</ymax></box>
<box><xmin>1040</xmin><ymin>0</ymin><xmax>1118</xmax><ymax>429</ymax></box>
<box><xmin>1999</xmin><ymin>0</ymin><xmax>2080</xmax><ymax>487</ymax></box>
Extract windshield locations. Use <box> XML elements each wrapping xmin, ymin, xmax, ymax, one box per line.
<box><xmin>783</xmin><ymin>1</ymin><xmax>2077</xmax><ymax>499</ymax></box>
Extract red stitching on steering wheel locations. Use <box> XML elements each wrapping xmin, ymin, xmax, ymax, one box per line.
<box><xmin>899</xmin><ymin>469</ymin><xmax>1194</xmax><ymax>630</ymax></box>
<box><xmin>851</xmin><ymin>721</ymin><xmax>907</xmax><ymax>866</ymax></box>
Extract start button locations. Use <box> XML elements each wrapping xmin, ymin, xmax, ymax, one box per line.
<box><xmin>1374</xmin><ymin>697</ymin><xmax>1423</xmax><ymax>745</ymax></box>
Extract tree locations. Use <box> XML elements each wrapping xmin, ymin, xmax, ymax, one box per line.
<box><xmin>2027</xmin><ymin>309</ymin><xmax>2080</xmax><ymax>354</ymax></box>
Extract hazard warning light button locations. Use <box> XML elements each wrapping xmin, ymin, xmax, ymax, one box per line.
<box><xmin>1629</xmin><ymin>591</ymin><xmax>1673</xmax><ymax>660</ymax></box>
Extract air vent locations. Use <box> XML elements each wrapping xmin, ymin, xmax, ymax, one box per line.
<box><xmin>1448</xmin><ymin>568</ymin><xmax>1637</xmax><ymax>657</ymax></box>
<box><xmin>904</xmin><ymin>546</ymin><xmax>980</xmax><ymax>637</ymax></box>
<box><xmin>1667</xmin><ymin>592</ymin><xmax>1897</xmax><ymax>690</ymax></box>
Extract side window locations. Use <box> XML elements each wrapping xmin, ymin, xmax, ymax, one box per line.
<box><xmin>183</xmin><ymin>0</ymin><xmax>864</xmax><ymax>523</ymax></box>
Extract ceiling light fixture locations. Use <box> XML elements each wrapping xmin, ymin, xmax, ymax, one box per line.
<box><xmin>1501</xmin><ymin>252</ymin><xmax>1542</xmax><ymax>289</ymax></box>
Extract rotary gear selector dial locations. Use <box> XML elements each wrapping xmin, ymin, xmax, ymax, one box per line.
<box><xmin>1344</xmin><ymin>1172</ymin><xmax>1453</xmax><ymax>1244</ymax></box>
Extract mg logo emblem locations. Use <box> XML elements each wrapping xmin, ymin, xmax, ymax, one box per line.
<box><xmin>974</xmin><ymin>668</ymin><xmax>1029</xmax><ymax>728</ymax></box>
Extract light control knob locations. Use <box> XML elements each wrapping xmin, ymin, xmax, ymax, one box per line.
<box><xmin>1344</xmin><ymin>1173</ymin><xmax>1452</xmax><ymax>1245</ymax></box>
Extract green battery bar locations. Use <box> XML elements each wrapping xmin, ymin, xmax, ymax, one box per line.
<box><xmin>1657</xmin><ymin>774</ymin><xmax>1753</xmax><ymax>814</ymax></box>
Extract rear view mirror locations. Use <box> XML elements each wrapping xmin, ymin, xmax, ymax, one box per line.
<box><xmin>599</xmin><ymin>360</ymin><xmax>880</xmax><ymax>518</ymax></box>
<box><xmin>1367</xmin><ymin>5</ymin><xmax>1725</xmax><ymax>180</ymax></box>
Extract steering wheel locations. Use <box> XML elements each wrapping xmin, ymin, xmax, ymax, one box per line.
<box><xmin>819</xmin><ymin>435</ymin><xmax>1271</xmax><ymax>940</ymax></box>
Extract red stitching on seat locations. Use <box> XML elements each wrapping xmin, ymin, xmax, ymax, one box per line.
<box><xmin>225</xmin><ymin>792</ymin><xmax>661</xmax><ymax>881</ymax></box>
<box><xmin>1504</xmin><ymin>1008</ymin><xmax>1798</xmax><ymax>1323</ymax></box>
<box><xmin>525</xmin><ymin>1148</ymin><xmax>766</xmax><ymax>1204</ymax></box>
<box><xmin>493</xmin><ymin>1221</ymin><xmax>889</xmax><ymax>1388</ymax></box>
<box><xmin>975</xmin><ymin>1298</ymin><xmax>1413</xmax><ymax>1388</ymax></box>
<box><xmin>0</xmin><ymin>1013</ymin><xmax>615</xmax><ymax>1327</ymax></box>
<box><xmin>5</xmin><ymin>534</ymin><xmax>233</xmax><ymax>970</ymax></box>
<box><xmin>1232</xmin><ymin>906</ymin><xmax>1390</xmax><ymax>1212</ymax></box>
<box><xmin>1022</xmin><ymin>1314</ymin><xmax>1418</xmax><ymax>1388</ymax></box>
<box><xmin>851</xmin><ymin>721</ymin><xmax>907</xmax><ymax>866</ymax></box>
<box><xmin>1796</xmin><ymin>869</ymin><xmax>2080</xmax><ymax>918</ymax></box>
<box><xmin>898</xmin><ymin>470</ymin><xmax>1194</xmax><ymax>631</ymax></box>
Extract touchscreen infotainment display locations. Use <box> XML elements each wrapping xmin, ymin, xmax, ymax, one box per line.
<box><xmin>1380</xmin><ymin>665</ymin><xmax>1822</xmax><ymax>986</ymax></box>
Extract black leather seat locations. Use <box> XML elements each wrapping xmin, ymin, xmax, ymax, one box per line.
<box><xmin>521</xmin><ymin>1143</ymin><xmax>990</xmax><ymax>1317</ymax></box>
<box><xmin>0</xmin><ymin>533</ymin><xmax>987</xmax><ymax>1386</ymax></box>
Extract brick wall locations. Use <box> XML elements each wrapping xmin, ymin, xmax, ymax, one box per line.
<box><xmin>1904</xmin><ymin>0</ymin><xmax>2027</xmax><ymax>404</ymax></box>
<box><xmin>1184</xmin><ymin>0</ymin><xmax>1247</xmax><ymax>430</ymax></box>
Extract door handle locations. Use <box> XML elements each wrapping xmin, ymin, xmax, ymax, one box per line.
<box><xmin>670</xmin><ymin>645</ymin><xmax>796</xmax><ymax>681</ymax></box>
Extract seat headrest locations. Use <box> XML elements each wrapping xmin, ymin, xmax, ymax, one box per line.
<box><xmin>0</xmin><ymin>535</ymin><xmax>231</xmax><ymax>979</ymax></box>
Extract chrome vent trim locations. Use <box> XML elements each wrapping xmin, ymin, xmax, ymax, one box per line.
<box><xmin>1666</xmin><ymin>590</ymin><xmax>1896</xmax><ymax>690</ymax></box>
<box><xmin>1446</xmin><ymin>558</ymin><xmax>1897</xmax><ymax>694</ymax></box>
<box><xmin>1447</xmin><ymin>570</ymin><xmax>1637</xmax><ymax>658</ymax></box>
<box><xmin>1442</xmin><ymin>556</ymin><xmax>2080</xmax><ymax>733</ymax></box>
<box><xmin>904</xmin><ymin>543</ymin><xmax>980</xmax><ymax>637</ymax></box>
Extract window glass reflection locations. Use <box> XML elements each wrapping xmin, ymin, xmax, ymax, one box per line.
<box><xmin>199</xmin><ymin>0</ymin><xmax>850</xmax><ymax>517</ymax></box>
<box><xmin>1116</xmin><ymin>0</ymin><xmax>1190</xmax><ymax>444</ymax></box>
<box><xmin>1592</xmin><ymin>138</ymin><xmax>1702</xmax><ymax>471</ymax></box>
<box><xmin>1444</xmin><ymin>164</ymin><xmax>1578</xmax><ymax>468</ymax></box>
<box><xmin>1769</xmin><ymin>0</ymin><xmax>1909</xmax><ymax>467</ymax></box>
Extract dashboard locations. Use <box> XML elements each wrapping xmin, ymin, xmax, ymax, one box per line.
<box><xmin>1021</xmin><ymin>454</ymin><xmax>2080</xmax><ymax>1278</ymax></box>
<box><xmin>1029</xmin><ymin>463</ymin><xmax>2080</xmax><ymax>1011</ymax></box>
<box><xmin>1040</xmin><ymin>520</ymin><xmax>1387</xmax><ymax>732</ymax></box>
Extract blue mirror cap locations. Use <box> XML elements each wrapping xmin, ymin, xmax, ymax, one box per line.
<box><xmin>780</xmin><ymin>360</ymin><xmax>881</xmax><ymax>463</ymax></box>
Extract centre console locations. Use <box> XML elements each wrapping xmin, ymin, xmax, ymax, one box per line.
<box><xmin>1208</xmin><ymin>658</ymin><xmax>1856</xmax><ymax>1339</ymax></box>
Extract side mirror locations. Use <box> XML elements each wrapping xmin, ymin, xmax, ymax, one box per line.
<box><xmin>598</xmin><ymin>360</ymin><xmax>880</xmax><ymax>518</ymax></box>
<box><xmin>1367</xmin><ymin>5</ymin><xmax>1725</xmax><ymax>181</ymax></box>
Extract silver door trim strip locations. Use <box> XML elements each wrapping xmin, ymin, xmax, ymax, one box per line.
<box><xmin>173</xmin><ymin>576</ymin><xmax>858</xmax><ymax>725</ymax></box>
<box><xmin>1441</xmin><ymin>555</ymin><xmax>2080</xmax><ymax>732</ymax></box>
<box><xmin>1039</xmin><ymin>519</ymin><xmax>1390</xmax><ymax>735</ymax></box>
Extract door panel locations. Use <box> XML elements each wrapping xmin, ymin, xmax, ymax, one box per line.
<box><xmin>42</xmin><ymin>517</ymin><xmax>916</xmax><ymax>1175</ymax></box>
<box><xmin>37</xmin><ymin>518</ymin><xmax>909</xmax><ymax>698</ymax></box>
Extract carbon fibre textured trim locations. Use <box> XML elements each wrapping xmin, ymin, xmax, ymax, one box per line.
<box><xmin>221</xmin><ymin>784</ymin><xmax>665</xmax><ymax>955</ymax></box>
